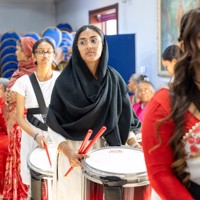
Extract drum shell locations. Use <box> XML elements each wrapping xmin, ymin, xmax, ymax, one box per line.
<box><xmin>82</xmin><ymin>146</ymin><xmax>150</xmax><ymax>200</ymax></box>
<box><xmin>28</xmin><ymin>144</ymin><xmax>56</xmax><ymax>200</ymax></box>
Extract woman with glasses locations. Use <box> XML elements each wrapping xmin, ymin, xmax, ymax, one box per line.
<box><xmin>46</xmin><ymin>25</ymin><xmax>141</xmax><ymax>200</ymax></box>
<box><xmin>133</xmin><ymin>80</ymin><xmax>155</xmax><ymax>121</ymax></box>
<box><xmin>11</xmin><ymin>38</ymin><xmax>60</xmax><ymax>198</ymax></box>
<box><xmin>128</xmin><ymin>73</ymin><xmax>149</xmax><ymax>105</ymax></box>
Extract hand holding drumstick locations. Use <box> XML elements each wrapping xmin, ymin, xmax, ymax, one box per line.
<box><xmin>59</xmin><ymin>126</ymin><xmax>107</xmax><ymax>177</ymax></box>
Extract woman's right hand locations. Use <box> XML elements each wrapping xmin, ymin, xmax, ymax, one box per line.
<box><xmin>35</xmin><ymin>134</ymin><xmax>46</xmax><ymax>148</ymax></box>
<box><xmin>59</xmin><ymin>141</ymin><xmax>88</xmax><ymax>167</ymax></box>
<box><xmin>68</xmin><ymin>152</ymin><xmax>88</xmax><ymax>167</ymax></box>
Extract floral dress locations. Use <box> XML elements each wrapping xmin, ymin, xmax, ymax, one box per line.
<box><xmin>3</xmin><ymin>102</ymin><xmax>29</xmax><ymax>200</ymax></box>
<box><xmin>0</xmin><ymin>96</ymin><xmax>9</xmax><ymax>195</ymax></box>
<box><xmin>182</xmin><ymin>122</ymin><xmax>200</xmax><ymax>185</ymax></box>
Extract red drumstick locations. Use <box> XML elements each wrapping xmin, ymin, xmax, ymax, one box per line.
<box><xmin>78</xmin><ymin>129</ymin><xmax>93</xmax><ymax>153</ymax></box>
<box><xmin>44</xmin><ymin>142</ymin><xmax>52</xmax><ymax>167</ymax></box>
<box><xmin>64</xmin><ymin>129</ymin><xmax>93</xmax><ymax>177</ymax></box>
<box><xmin>82</xmin><ymin>126</ymin><xmax>107</xmax><ymax>154</ymax></box>
<box><xmin>64</xmin><ymin>126</ymin><xmax>107</xmax><ymax>177</ymax></box>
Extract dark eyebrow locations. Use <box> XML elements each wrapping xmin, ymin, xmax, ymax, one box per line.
<box><xmin>78</xmin><ymin>36</ymin><xmax>99</xmax><ymax>40</ymax></box>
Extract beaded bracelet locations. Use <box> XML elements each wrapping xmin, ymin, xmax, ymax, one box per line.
<box><xmin>33</xmin><ymin>133</ymin><xmax>40</xmax><ymax>140</ymax></box>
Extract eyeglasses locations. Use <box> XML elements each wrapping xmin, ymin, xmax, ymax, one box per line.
<box><xmin>138</xmin><ymin>88</ymin><xmax>150</xmax><ymax>93</ymax></box>
<box><xmin>35</xmin><ymin>50</ymin><xmax>54</xmax><ymax>56</ymax></box>
<box><xmin>77</xmin><ymin>38</ymin><xmax>101</xmax><ymax>48</ymax></box>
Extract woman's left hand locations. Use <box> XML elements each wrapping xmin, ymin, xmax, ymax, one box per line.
<box><xmin>127</xmin><ymin>137</ymin><xmax>143</xmax><ymax>150</ymax></box>
<box><xmin>130</xmin><ymin>142</ymin><xmax>143</xmax><ymax>150</ymax></box>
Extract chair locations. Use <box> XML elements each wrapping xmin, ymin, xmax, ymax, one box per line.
<box><xmin>61</xmin><ymin>31</ymin><xmax>73</xmax><ymax>42</ymax></box>
<box><xmin>0</xmin><ymin>38</ymin><xmax>18</xmax><ymax>51</ymax></box>
<box><xmin>24</xmin><ymin>32</ymin><xmax>41</xmax><ymax>41</ymax></box>
<box><xmin>1</xmin><ymin>68</ymin><xmax>16</xmax><ymax>79</ymax></box>
<box><xmin>1</xmin><ymin>61</ymin><xmax>18</xmax><ymax>75</ymax></box>
<box><xmin>1</xmin><ymin>53</ymin><xmax>17</xmax><ymax>66</ymax></box>
<box><xmin>59</xmin><ymin>39</ymin><xmax>73</xmax><ymax>47</ymax></box>
<box><xmin>0</xmin><ymin>31</ymin><xmax>21</xmax><ymax>42</ymax></box>
<box><xmin>0</xmin><ymin>46</ymin><xmax>16</xmax><ymax>59</ymax></box>
<box><xmin>57</xmin><ymin>23</ymin><xmax>73</xmax><ymax>32</ymax></box>
<box><xmin>41</xmin><ymin>26</ymin><xmax>62</xmax><ymax>47</ymax></box>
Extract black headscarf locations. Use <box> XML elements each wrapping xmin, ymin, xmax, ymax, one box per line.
<box><xmin>46</xmin><ymin>25</ymin><xmax>141</xmax><ymax>145</ymax></box>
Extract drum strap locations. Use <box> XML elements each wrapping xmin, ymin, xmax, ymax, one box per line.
<box><xmin>27</xmin><ymin>73</ymin><xmax>48</xmax><ymax>131</ymax></box>
<box><xmin>100</xmin><ymin>176</ymin><xmax>127</xmax><ymax>200</ymax></box>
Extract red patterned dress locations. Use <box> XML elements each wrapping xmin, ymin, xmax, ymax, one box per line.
<box><xmin>3</xmin><ymin>102</ymin><xmax>28</xmax><ymax>200</ymax></box>
<box><xmin>0</xmin><ymin>96</ymin><xmax>8</xmax><ymax>195</ymax></box>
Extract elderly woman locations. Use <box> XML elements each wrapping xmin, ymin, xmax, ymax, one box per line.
<box><xmin>46</xmin><ymin>25</ymin><xmax>141</xmax><ymax>200</ymax></box>
<box><xmin>128</xmin><ymin>73</ymin><xmax>149</xmax><ymax>105</ymax></box>
<box><xmin>133</xmin><ymin>80</ymin><xmax>155</xmax><ymax>121</ymax></box>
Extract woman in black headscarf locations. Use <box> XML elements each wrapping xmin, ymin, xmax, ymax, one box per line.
<box><xmin>46</xmin><ymin>25</ymin><xmax>141</xmax><ymax>200</ymax></box>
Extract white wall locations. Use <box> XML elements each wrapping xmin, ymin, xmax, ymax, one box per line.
<box><xmin>55</xmin><ymin>0</ymin><xmax>170</xmax><ymax>89</ymax></box>
<box><xmin>0</xmin><ymin>2</ymin><xmax>56</xmax><ymax>35</ymax></box>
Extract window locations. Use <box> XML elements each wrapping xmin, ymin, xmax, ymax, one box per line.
<box><xmin>89</xmin><ymin>4</ymin><xmax>118</xmax><ymax>35</ymax></box>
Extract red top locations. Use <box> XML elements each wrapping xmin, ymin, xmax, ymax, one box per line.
<box><xmin>142</xmin><ymin>88</ymin><xmax>197</xmax><ymax>200</ymax></box>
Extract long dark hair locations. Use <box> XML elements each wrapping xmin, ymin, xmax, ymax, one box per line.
<box><xmin>171</xmin><ymin>7</ymin><xmax>200</xmax><ymax>185</ymax></box>
<box><xmin>162</xmin><ymin>45</ymin><xmax>183</xmax><ymax>61</ymax></box>
<box><xmin>32</xmin><ymin>37</ymin><xmax>56</xmax><ymax>54</ymax></box>
<box><xmin>157</xmin><ymin>7</ymin><xmax>200</xmax><ymax>186</ymax></box>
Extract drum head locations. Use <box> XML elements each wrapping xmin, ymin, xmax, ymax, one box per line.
<box><xmin>28</xmin><ymin>144</ymin><xmax>57</xmax><ymax>176</ymax></box>
<box><xmin>82</xmin><ymin>146</ymin><xmax>148</xmax><ymax>186</ymax></box>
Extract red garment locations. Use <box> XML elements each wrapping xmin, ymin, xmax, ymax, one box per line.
<box><xmin>142</xmin><ymin>88</ymin><xmax>196</xmax><ymax>200</ymax></box>
<box><xmin>0</xmin><ymin>97</ymin><xmax>8</xmax><ymax>195</ymax></box>
<box><xmin>133</xmin><ymin>101</ymin><xmax>146</xmax><ymax>121</ymax></box>
<box><xmin>3</xmin><ymin>122</ymin><xmax>28</xmax><ymax>200</ymax></box>
<box><xmin>3</xmin><ymin>37</ymin><xmax>36</xmax><ymax>199</ymax></box>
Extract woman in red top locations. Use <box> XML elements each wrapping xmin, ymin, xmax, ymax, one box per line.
<box><xmin>142</xmin><ymin>8</ymin><xmax>200</xmax><ymax>200</ymax></box>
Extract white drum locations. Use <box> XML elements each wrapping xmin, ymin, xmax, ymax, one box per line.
<box><xmin>82</xmin><ymin>146</ymin><xmax>150</xmax><ymax>200</ymax></box>
<box><xmin>28</xmin><ymin>144</ymin><xmax>57</xmax><ymax>200</ymax></box>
